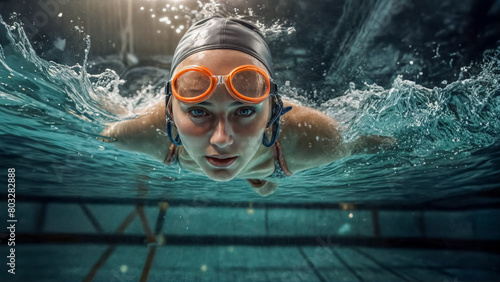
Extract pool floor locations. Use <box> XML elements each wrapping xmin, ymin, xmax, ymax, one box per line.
<box><xmin>3</xmin><ymin>244</ymin><xmax>499</xmax><ymax>281</ymax></box>
<box><xmin>1</xmin><ymin>195</ymin><xmax>499</xmax><ymax>281</ymax></box>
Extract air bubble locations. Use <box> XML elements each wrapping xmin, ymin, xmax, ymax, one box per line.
<box><xmin>349</xmin><ymin>82</ymin><xmax>355</xmax><ymax>90</ymax></box>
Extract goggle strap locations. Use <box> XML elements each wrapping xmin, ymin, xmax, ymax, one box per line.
<box><xmin>271</xmin><ymin>81</ymin><xmax>278</xmax><ymax>95</ymax></box>
<box><xmin>263</xmin><ymin>95</ymin><xmax>293</xmax><ymax>147</ymax></box>
<box><xmin>266</xmin><ymin>95</ymin><xmax>292</xmax><ymax>128</ymax></box>
<box><xmin>165</xmin><ymin>83</ymin><xmax>174</xmax><ymax>122</ymax></box>
<box><xmin>165</xmin><ymin>86</ymin><xmax>182</xmax><ymax>146</ymax></box>
<box><xmin>263</xmin><ymin>121</ymin><xmax>279</xmax><ymax>147</ymax></box>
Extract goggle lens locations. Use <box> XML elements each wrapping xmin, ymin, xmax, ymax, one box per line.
<box><xmin>231</xmin><ymin>69</ymin><xmax>269</xmax><ymax>99</ymax></box>
<box><xmin>173</xmin><ymin>70</ymin><xmax>212</xmax><ymax>99</ymax></box>
<box><xmin>171</xmin><ymin>65</ymin><xmax>272</xmax><ymax>104</ymax></box>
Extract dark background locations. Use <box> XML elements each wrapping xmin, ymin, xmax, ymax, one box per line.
<box><xmin>1</xmin><ymin>0</ymin><xmax>499</xmax><ymax>102</ymax></box>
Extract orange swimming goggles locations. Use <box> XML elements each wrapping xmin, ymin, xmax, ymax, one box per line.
<box><xmin>166</xmin><ymin>65</ymin><xmax>277</xmax><ymax>104</ymax></box>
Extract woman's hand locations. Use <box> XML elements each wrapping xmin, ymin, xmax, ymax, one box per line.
<box><xmin>253</xmin><ymin>181</ymin><xmax>278</xmax><ymax>197</ymax></box>
<box><xmin>246</xmin><ymin>179</ymin><xmax>278</xmax><ymax>197</ymax></box>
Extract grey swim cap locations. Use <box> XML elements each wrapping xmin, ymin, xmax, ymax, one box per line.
<box><xmin>170</xmin><ymin>16</ymin><xmax>275</xmax><ymax>78</ymax></box>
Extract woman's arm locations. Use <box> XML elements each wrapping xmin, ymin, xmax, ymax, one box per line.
<box><xmin>343</xmin><ymin>135</ymin><xmax>396</xmax><ymax>155</ymax></box>
<box><xmin>99</xmin><ymin>100</ymin><xmax>171</xmax><ymax>161</ymax></box>
<box><xmin>279</xmin><ymin>100</ymin><xmax>395</xmax><ymax>173</ymax></box>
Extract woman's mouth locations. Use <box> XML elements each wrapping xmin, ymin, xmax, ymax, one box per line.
<box><xmin>206</xmin><ymin>156</ymin><xmax>238</xmax><ymax>168</ymax></box>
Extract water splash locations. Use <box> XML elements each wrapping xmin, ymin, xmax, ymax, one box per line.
<box><xmin>0</xmin><ymin>16</ymin><xmax>165</xmax><ymax>129</ymax></box>
<box><xmin>0</xmin><ymin>1</ymin><xmax>295</xmax><ymax>127</ymax></box>
<box><xmin>1</xmin><ymin>3</ymin><xmax>499</xmax><ymax>201</ymax></box>
<box><xmin>320</xmin><ymin>46</ymin><xmax>500</xmax><ymax>164</ymax></box>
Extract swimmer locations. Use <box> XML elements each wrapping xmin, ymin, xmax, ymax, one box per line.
<box><xmin>99</xmin><ymin>17</ymin><xmax>395</xmax><ymax>196</ymax></box>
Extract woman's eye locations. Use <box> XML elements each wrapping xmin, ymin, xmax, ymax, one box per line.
<box><xmin>236</xmin><ymin>107</ymin><xmax>255</xmax><ymax>117</ymax></box>
<box><xmin>189</xmin><ymin>108</ymin><xmax>208</xmax><ymax>117</ymax></box>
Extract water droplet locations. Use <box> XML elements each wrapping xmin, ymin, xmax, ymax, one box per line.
<box><xmin>120</xmin><ymin>265</ymin><xmax>128</xmax><ymax>273</ymax></box>
<box><xmin>349</xmin><ymin>82</ymin><xmax>355</xmax><ymax>90</ymax></box>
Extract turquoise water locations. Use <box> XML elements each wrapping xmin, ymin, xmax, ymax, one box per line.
<box><xmin>1</xmin><ymin>1</ymin><xmax>500</xmax><ymax>281</ymax></box>
<box><xmin>0</xmin><ymin>14</ymin><xmax>499</xmax><ymax>205</ymax></box>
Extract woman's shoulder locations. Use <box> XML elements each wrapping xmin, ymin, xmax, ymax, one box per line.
<box><xmin>99</xmin><ymin>99</ymin><xmax>171</xmax><ymax>161</ymax></box>
<box><xmin>278</xmin><ymin>100</ymin><xmax>346</xmax><ymax>173</ymax></box>
<box><xmin>279</xmin><ymin>99</ymin><xmax>341</xmax><ymax>144</ymax></box>
<box><xmin>280</xmin><ymin>100</ymin><xmax>339</xmax><ymax>130</ymax></box>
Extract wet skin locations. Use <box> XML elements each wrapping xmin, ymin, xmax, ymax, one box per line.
<box><xmin>170</xmin><ymin>50</ymin><xmax>272</xmax><ymax>181</ymax></box>
<box><xmin>99</xmin><ymin>50</ymin><xmax>396</xmax><ymax>195</ymax></box>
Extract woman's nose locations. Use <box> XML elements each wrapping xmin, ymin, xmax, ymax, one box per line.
<box><xmin>210</xmin><ymin>117</ymin><xmax>233</xmax><ymax>148</ymax></box>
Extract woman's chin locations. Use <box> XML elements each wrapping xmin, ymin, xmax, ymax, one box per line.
<box><xmin>205</xmin><ymin>170</ymin><xmax>237</xmax><ymax>182</ymax></box>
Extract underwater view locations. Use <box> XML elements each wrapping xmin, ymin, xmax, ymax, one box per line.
<box><xmin>1</xmin><ymin>0</ymin><xmax>499</xmax><ymax>281</ymax></box>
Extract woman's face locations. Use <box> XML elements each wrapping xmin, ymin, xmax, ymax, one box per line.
<box><xmin>171</xmin><ymin>50</ymin><xmax>271</xmax><ymax>181</ymax></box>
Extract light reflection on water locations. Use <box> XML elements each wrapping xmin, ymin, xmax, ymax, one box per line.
<box><xmin>0</xmin><ymin>1</ymin><xmax>499</xmax><ymax>207</ymax></box>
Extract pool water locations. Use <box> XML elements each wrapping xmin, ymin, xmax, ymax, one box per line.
<box><xmin>1</xmin><ymin>0</ymin><xmax>499</xmax><ymax>281</ymax></box>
